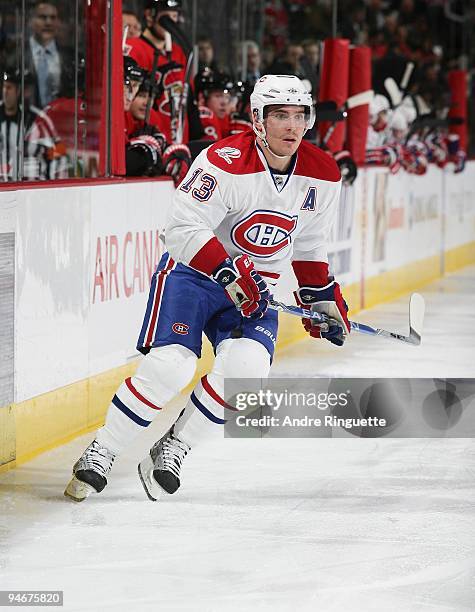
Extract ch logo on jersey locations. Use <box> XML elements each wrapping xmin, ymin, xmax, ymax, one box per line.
<box><xmin>301</xmin><ymin>187</ymin><xmax>317</xmax><ymax>211</ymax></box>
<box><xmin>172</xmin><ymin>322</ymin><xmax>189</xmax><ymax>335</ymax></box>
<box><xmin>215</xmin><ymin>147</ymin><xmax>241</xmax><ymax>165</ymax></box>
<box><xmin>231</xmin><ymin>210</ymin><xmax>298</xmax><ymax>258</ymax></box>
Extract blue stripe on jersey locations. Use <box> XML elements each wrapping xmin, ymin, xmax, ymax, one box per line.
<box><xmin>112</xmin><ymin>395</ymin><xmax>151</xmax><ymax>427</ymax></box>
<box><xmin>190</xmin><ymin>392</ymin><xmax>226</xmax><ymax>425</ymax></box>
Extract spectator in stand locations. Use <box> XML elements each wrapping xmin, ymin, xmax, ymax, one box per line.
<box><xmin>237</xmin><ymin>41</ymin><xmax>262</xmax><ymax>85</ymax></box>
<box><xmin>197</xmin><ymin>37</ymin><xmax>220</xmax><ymax>73</ymax></box>
<box><xmin>268</xmin><ymin>42</ymin><xmax>305</xmax><ymax>79</ymax></box>
<box><xmin>372</xmin><ymin>39</ymin><xmax>412</xmax><ymax>96</ymax></box>
<box><xmin>126</xmin><ymin>0</ymin><xmax>203</xmax><ymax>144</ymax></box>
<box><xmin>340</xmin><ymin>1</ymin><xmax>367</xmax><ymax>45</ymax></box>
<box><xmin>0</xmin><ymin>68</ymin><xmax>68</xmax><ymax>181</ymax></box>
<box><xmin>26</xmin><ymin>1</ymin><xmax>73</xmax><ymax>109</ymax></box>
<box><xmin>366</xmin><ymin>0</ymin><xmax>386</xmax><ymax>32</ymax></box>
<box><xmin>300</xmin><ymin>39</ymin><xmax>319</xmax><ymax>96</ymax></box>
<box><xmin>123</xmin><ymin>10</ymin><xmax>142</xmax><ymax>39</ymax></box>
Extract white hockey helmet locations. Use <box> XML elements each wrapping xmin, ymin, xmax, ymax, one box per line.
<box><xmin>250</xmin><ymin>74</ymin><xmax>316</xmax><ymax>130</ymax></box>
<box><xmin>369</xmin><ymin>94</ymin><xmax>390</xmax><ymax>122</ymax></box>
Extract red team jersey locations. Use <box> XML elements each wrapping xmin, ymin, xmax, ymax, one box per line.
<box><xmin>126</xmin><ymin>36</ymin><xmax>189</xmax><ymax>143</ymax></box>
<box><xmin>199</xmin><ymin>106</ymin><xmax>223</xmax><ymax>141</ymax></box>
<box><xmin>199</xmin><ymin>107</ymin><xmax>233</xmax><ymax>142</ymax></box>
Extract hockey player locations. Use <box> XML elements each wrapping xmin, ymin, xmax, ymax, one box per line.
<box><xmin>125</xmin><ymin>0</ymin><xmax>203</xmax><ymax>143</ymax></box>
<box><xmin>64</xmin><ymin>74</ymin><xmax>349</xmax><ymax>502</ymax></box>
<box><xmin>123</xmin><ymin>57</ymin><xmax>191</xmax><ymax>183</ymax></box>
<box><xmin>228</xmin><ymin>80</ymin><xmax>254</xmax><ymax>136</ymax></box>
<box><xmin>195</xmin><ymin>68</ymin><xmax>234</xmax><ymax>142</ymax></box>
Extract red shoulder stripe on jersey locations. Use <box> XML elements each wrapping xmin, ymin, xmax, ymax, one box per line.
<box><xmin>292</xmin><ymin>261</ymin><xmax>329</xmax><ymax>286</ymax></box>
<box><xmin>189</xmin><ymin>237</ymin><xmax>228</xmax><ymax>275</ymax></box>
<box><xmin>294</xmin><ymin>141</ymin><xmax>341</xmax><ymax>182</ymax></box>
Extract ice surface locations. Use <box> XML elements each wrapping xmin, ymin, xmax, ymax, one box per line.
<box><xmin>1</xmin><ymin>267</ymin><xmax>474</xmax><ymax>611</ymax></box>
<box><xmin>272</xmin><ymin>266</ymin><xmax>475</xmax><ymax>379</ymax></box>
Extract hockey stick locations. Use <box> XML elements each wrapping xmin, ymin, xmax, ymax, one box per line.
<box><xmin>158</xmin><ymin>15</ymin><xmax>194</xmax><ymax>144</ymax></box>
<box><xmin>384</xmin><ymin>62</ymin><xmax>414</xmax><ymax>109</ymax></box>
<box><xmin>348</xmin><ymin>293</ymin><xmax>425</xmax><ymax>345</ymax></box>
<box><xmin>268</xmin><ymin>293</ymin><xmax>425</xmax><ymax>346</ymax></box>
<box><xmin>321</xmin><ymin>90</ymin><xmax>374</xmax><ymax>145</ymax></box>
<box><xmin>158</xmin><ymin>15</ymin><xmax>192</xmax><ymax>56</ymax></box>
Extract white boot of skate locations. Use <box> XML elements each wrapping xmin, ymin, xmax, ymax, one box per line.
<box><xmin>138</xmin><ymin>429</ymin><xmax>190</xmax><ymax>501</ymax></box>
<box><xmin>64</xmin><ymin>440</ymin><xmax>116</xmax><ymax>502</ymax></box>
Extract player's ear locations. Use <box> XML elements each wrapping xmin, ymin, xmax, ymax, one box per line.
<box><xmin>254</xmin><ymin>120</ymin><xmax>265</xmax><ymax>138</ymax></box>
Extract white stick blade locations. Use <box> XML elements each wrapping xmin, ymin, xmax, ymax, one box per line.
<box><xmin>400</xmin><ymin>61</ymin><xmax>414</xmax><ymax>90</ymax></box>
<box><xmin>384</xmin><ymin>77</ymin><xmax>402</xmax><ymax>106</ymax></box>
<box><xmin>346</xmin><ymin>89</ymin><xmax>374</xmax><ymax>109</ymax></box>
<box><xmin>409</xmin><ymin>293</ymin><xmax>425</xmax><ymax>344</ymax></box>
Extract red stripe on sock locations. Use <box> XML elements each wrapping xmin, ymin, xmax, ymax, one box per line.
<box><xmin>125</xmin><ymin>377</ymin><xmax>162</xmax><ymax>411</ymax></box>
<box><xmin>201</xmin><ymin>376</ymin><xmax>237</xmax><ymax>411</ymax></box>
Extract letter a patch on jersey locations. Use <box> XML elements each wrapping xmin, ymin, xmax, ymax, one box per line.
<box><xmin>301</xmin><ymin>187</ymin><xmax>317</xmax><ymax>211</ymax></box>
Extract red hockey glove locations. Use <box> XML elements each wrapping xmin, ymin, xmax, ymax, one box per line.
<box><xmin>162</xmin><ymin>143</ymin><xmax>191</xmax><ymax>187</ymax></box>
<box><xmin>294</xmin><ymin>278</ymin><xmax>350</xmax><ymax>346</ymax></box>
<box><xmin>212</xmin><ymin>255</ymin><xmax>270</xmax><ymax>319</ymax></box>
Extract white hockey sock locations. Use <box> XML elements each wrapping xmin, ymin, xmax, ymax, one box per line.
<box><xmin>96</xmin><ymin>345</ymin><xmax>197</xmax><ymax>455</ymax></box>
<box><xmin>174</xmin><ymin>338</ymin><xmax>271</xmax><ymax>447</ymax></box>
<box><xmin>95</xmin><ymin>377</ymin><xmax>164</xmax><ymax>455</ymax></box>
<box><xmin>173</xmin><ymin>373</ymin><xmax>233</xmax><ymax>447</ymax></box>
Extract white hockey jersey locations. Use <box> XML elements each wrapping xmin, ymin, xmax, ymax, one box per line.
<box><xmin>165</xmin><ymin>130</ymin><xmax>341</xmax><ymax>288</ymax></box>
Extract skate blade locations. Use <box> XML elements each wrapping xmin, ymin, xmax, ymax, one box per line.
<box><xmin>137</xmin><ymin>455</ymin><xmax>161</xmax><ymax>502</ymax></box>
<box><xmin>64</xmin><ymin>476</ymin><xmax>96</xmax><ymax>502</ymax></box>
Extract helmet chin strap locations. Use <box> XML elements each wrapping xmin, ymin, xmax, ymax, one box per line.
<box><xmin>253</xmin><ymin>122</ymin><xmax>291</xmax><ymax>161</ymax></box>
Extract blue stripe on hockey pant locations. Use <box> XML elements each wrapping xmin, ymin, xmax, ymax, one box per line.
<box><xmin>111</xmin><ymin>395</ymin><xmax>151</xmax><ymax>428</ymax></box>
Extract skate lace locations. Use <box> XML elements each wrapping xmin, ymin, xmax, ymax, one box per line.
<box><xmin>159</xmin><ymin>435</ymin><xmax>190</xmax><ymax>479</ymax></box>
<box><xmin>76</xmin><ymin>441</ymin><xmax>115</xmax><ymax>477</ymax></box>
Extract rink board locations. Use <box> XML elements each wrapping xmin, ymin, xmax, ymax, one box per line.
<box><xmin>1</xmin><ymin>164</ymin><xmax>475</xmax><ymax>469</ymax></box>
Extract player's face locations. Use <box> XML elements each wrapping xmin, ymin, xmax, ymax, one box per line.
<box><xmin>207</xmin><ymin>91</ymin><xmax>230</xmax><ymax>119</ymax></box>
<box><xmin>130</xmin><ymin>91</ymin><xmax>149</xmax><ymax>120</ymax></box>
<box><xmin>123</xmin><ymin>14</ymin><xmax>142</xmax><ymax>38</ymax></box>
<box><xmin>264</xmin><ymin>106</ymin><xmax>307</xmax><ymax>156</ymax></box>
<box><xmin>124</xmin><ymin>80</ymin><xmax>140</xmax><ymax>112</ymax></box>
<box><xmin>152</xmin><ymin>10</ymin><xmax>179</xmax><ymax>39</ymax></box>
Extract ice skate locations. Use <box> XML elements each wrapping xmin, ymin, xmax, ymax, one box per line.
<box><xmin>138</xmin><ymin>429</ymin><xmax>190</xmax><ymax>501</ymax></box>
<box><xmin>64</xmin><ymin>440</ymin><xmax>116</xmax><ymax>502</ymax></box>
